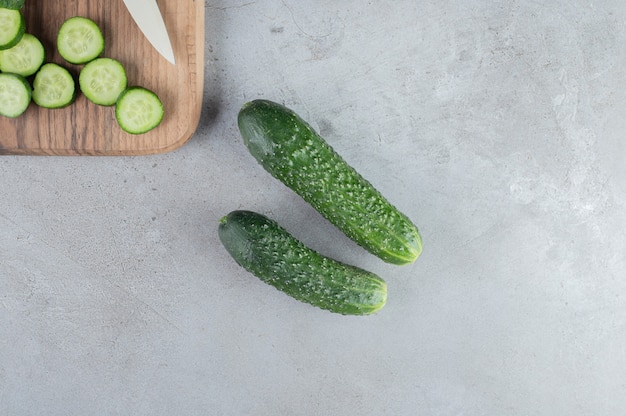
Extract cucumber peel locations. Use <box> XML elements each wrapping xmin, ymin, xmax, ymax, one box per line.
<box><xmin>0</xmin><ymin>0</ymin><xmax>26</xmax><ymax>10</ymax></box>
<box><xmin>219</xmin><ymin>210</ymin><xmax>387</xmax><ymax>315</ymax></box>
<box><xmin>237</xmin><ymin>99</ymin><xmax>423</xmax><ymax>265</ymax></box>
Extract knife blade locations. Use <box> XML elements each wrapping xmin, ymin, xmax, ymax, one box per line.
<box><xmin>122</xmin><ymin>0</ymin><xmax>176</xmax><ymax>65</ymax></box>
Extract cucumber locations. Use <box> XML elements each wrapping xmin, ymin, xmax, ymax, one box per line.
<box><xmin>0</xmin><ymin>72</ymin><xmax>31</xmax><ymax>117</ymax></box>
<box><xmin>237</xmin><ymin>99</ymin><xmax>423</xmax><ymax>265</ymax></box>
<box><xmin>0</xmin><ymin>32</ymin><xmax>44</xmax><ymax>76</ymax></box>
<box><xmin>32</xmin><ymin>63</ymin><xmax>76</xmax><ymax>109</ymax></box>
<box><xmin>0</xmin><ymin>7</ymin><xmax>25</xmax><ymax>49</ymax></box>
<box><xmin>57</xmin><ymin>16</ymin><xmax>104</xmax><ymax>64</ymax></box>
<box><xmin>218</xmin><ymin>210</ymin><xmax>387</xmax><ymax>315</ymax></box>
<box><xmin>79</xmin><ymin>57</ymin><xmax>127</xmax><ymax>106</ymax></box>
<box><xmin>115</xmin><ymin>86</ymin><xmax>164</xmax><ymax>134</ymax></box>
<box><xmin>0</xmin><ymin>0</ymin><xmax>25</xmax><ymax>9</ymax></box>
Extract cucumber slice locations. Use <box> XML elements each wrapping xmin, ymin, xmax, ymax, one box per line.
<box><xmin>0</xmin><ymin>0</ymin><xmax>26</xmax><ymax>10</ymax></box>
<box><xmin>0</xmin><ymin>33</ymin><xmax>44</xmax><ymax>76</ymax></box>
<box><xmin>0</xmin><ymin>72</ymin><xmax>31</xmax><ymax>117</ymax></box>
<box><xmin>32</xmin><ymin>63</ymin><xmax>76</xmax><ymax>109</ymax></box>
<box><xmin>0</xmin><ymin>7</ymin><xmax>25</xmax><ymax>50</ymax></box>
<box><xmin>115</xmin><ymin>87</ymin><xmax>164</xmax><ymax>134</ymax></box>
<box><xmin>79</xmin><ymin>58</ymin><xmax>127</xmax><ymax>106</ymax></box>
<box><xmin>57</xmin><ymin>16</ymin><xmax>104</xmax><ymax>64</ymax></box>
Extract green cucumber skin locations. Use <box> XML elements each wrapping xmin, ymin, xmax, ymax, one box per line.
<box><xmin>219</xmin><ymin>210</ymin><xmax>387</xmax><ymax>316</ymax></box>
<box><xmin>32</xmin><ymin>63</ymin><xmax>76</xmax><ymax>109</ymax></box>
<box><xmin>237</xmin><ymin>99</ymin><xmax>423</xmax><ymax>265</ymax></box>
<box><xmin>0</xmin><ymin>0</ymin><xmax>26</xmax><ymax>10</ymax></box>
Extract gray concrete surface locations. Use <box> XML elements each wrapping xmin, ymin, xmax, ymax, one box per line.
<box><xmin>2</xmin><ymin>1</ymin><xmax>626</xmax><ymax>414</ymax></box>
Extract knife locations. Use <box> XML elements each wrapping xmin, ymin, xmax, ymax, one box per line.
<box><xmin>122</xmin><ymin>0</ymin><xmax>176</xmax><ymax>65</ymax></box>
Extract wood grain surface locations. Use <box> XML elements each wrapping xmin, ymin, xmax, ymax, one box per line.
<box><xmin>0</xmin><ymin>0</ymin><xmax>204</xmax><ymax>155</ymax></box>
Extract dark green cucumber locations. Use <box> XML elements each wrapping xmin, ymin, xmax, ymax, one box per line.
<box><xmin>237</xmin><ymin>99</ymin><xmax>423</xmax><ymax>265</ymax></box>
<box><xmin>0</xmin><ymin>0</ymin><xmax>26</xmax><ymax>10</ymax></box>
<box><xmin>218</xmin><ymin>210</ymin><xmax>387</xmax><ymax>316</ymax></box>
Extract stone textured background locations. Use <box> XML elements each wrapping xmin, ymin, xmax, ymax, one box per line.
<box><xmin>2</xmin><ymin>1</ymin><xmax>626</xmax><ymax>414</ymax></box>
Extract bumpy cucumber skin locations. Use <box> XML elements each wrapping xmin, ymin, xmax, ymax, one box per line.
<box><xmin>237</xmin><ymin>99</ymin><xmax>423</xmax><ymax>265</ymax></box>
<box><xmin>0</xmin><ymin>0</ymin><xmax>26</xmax><ymax>10</ymax></box>
<box><xmin>219</xmin><ymin>210</ymin><xmax>387</xmax><ymax>316</ymax></box>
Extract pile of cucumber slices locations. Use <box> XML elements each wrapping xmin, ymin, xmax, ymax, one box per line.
<box><xmin>0</xmin><ymin>1</ymin><xmax>163</xmax><ymax>134</ymax></box>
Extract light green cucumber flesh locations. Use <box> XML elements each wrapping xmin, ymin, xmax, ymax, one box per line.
<box><xmin>0</xmin><ymin>7</ymin><xmax>24</xmax><ymax>49</ymax></box>
<box><xmin>115</xmin><ymin>87</ymin><xmax>164</xmax><ymax>134</ymax></box>
<box><xmin>79</xmin><ymin>57</ymin><xmax>127</xmax><ymax>106</ymax></box>
<box><xmin>218</xmin><ymin>210</ymin><xmax>387</xmax><ymax>316</ymax></box>
<box><xmin>0</xmin><ymin>72</ymin><xmax>31</xmax><ymax>117</ymax></box>
<box><xmin>32</xmin><ymin>63</ymin><xmax>76</xmax><ymax>109</ymax></box>
<box><xmin>0</xmin><ymin>33</ymin><xmax>44</xmax><ymax>76</ymax></box>
<box><xmin>57</xmin><ymin>16</ymin><xmax>104</xmax><ymax>64</ymax></box>
<box><xmin>237</xmin><ymin>99</ymin><xmax>423</xmax><ymax>265</ymax></box>
<box><xmin>0</xmin><ymin>0</ymin><xmax>26</xmax><ymax>10</ymax></box>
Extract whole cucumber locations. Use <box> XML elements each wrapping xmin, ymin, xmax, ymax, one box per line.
<box><xmin>218</xmin><ymin>210</ymin><xmax>387</xmax><ymax>315</ymax></box>
<box><xmin>237</xmin><ymin>99</ymin><xmax>423</xmax><ymax>265</ymax></box>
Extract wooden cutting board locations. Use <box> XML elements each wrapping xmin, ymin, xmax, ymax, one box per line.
<box><xmin>0</xmin><ymin>0</ymin><xmax>204</xmax><ymax>155</ymax></box>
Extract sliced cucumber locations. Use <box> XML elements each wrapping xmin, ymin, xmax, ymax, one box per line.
<box><xmin>0</xmin><ymin>0</ymin><xmax>26</xmax><ymax>10</ymax></box>
<box><xmin>57</xmin><ymin>16</ymin><xmax>104</xmax><ymax>64</ymax></box>
<box><xmin>32</xmin><ymin>63</ymin><xmax>76</xmax><ymax>109</ymax></box>
<box><xmin>0</xmin><ymin>33</ymin><xmax>44</xmax><ymax>76</ymax></box>
<box><xmin>115</xmin><ymin>87</ymin><xmax>164</xmax><ymax>134</ymax></box>
<box><xmin>0</xmin><ymin>72</ymin><xmax>31</xmax><ymax>117</ymax></box>
<box><xmin>79</xmin><ymin>57</ymin><xmax>127</xmax><ymax>106</ymax></box>
<box><xmin>219</xmin><ymin>210</ymin><xmax>388</xmax><ymax>315</ymax></box>
<box><xmin>0</xmin><ymin>7</ymin><xmax>25</xmax><ymax>50</ymax></box>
